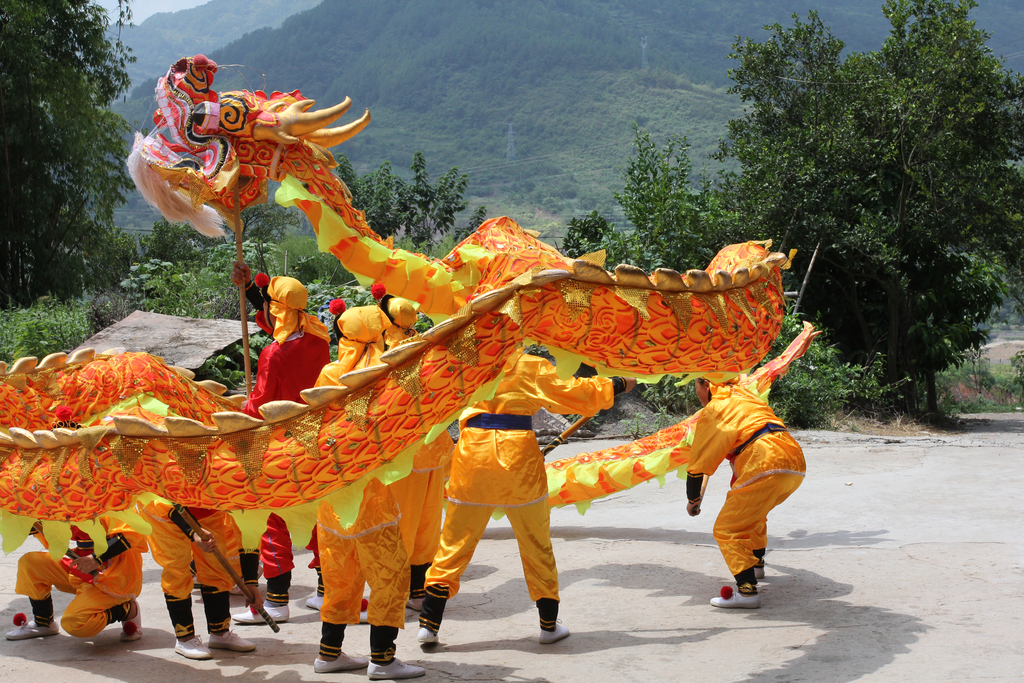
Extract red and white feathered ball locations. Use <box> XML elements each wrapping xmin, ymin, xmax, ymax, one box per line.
<box><xmin>254</xmin><ymin>272</ymin><xmax>270</xmax><ymax>288</ymax></box>
<box><xmin>329</xmin><ymin>299</ymin><xmax>347</xmax><ymax>316</ymax></box>
<box><xmin>122</xmin><ymin>620</ymin><xmax>138</xmax><ymax>636</ymax></box>
<box><xmin>370</xmin><ymin>283</ymin><xmax>387</xmax><ymax>300</ymax></box>
<box><xmin>720</xmin><ymin>586</ymin><xmax>734</xmax><ymax>600</ymax></box>
<box><xmin>12</xmin><ymin>613</ymin><xmax>27</xmax><ymax>626</ymax></box>
<box><xmin>54</xmin><ymin>405</ymin><xmax>73</xmax><ymax>422</ymax></box>
<box><xmin>361</xmin><ymin>598</ymin><xmax>369</xmax><ymax>612</ymax></box>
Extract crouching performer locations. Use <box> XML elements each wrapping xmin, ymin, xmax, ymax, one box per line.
<box><xmin>417</xmin><ymin>349</ymin><xmax>634</xmax><ymax>645</ymax></box>
<box><xmin>7</xmin><ymin>407</ymin><xmax>146</xmax><ymax>643</ymax></box>
<box><xmin>313</xmin><ymin>300</ymin><xmax>424</xmax><ymax>680</ymax></box>
<box><xmin>686</xmin><ymin>377</ymin><xmax>806</xmax><ymax>609</ymax></box>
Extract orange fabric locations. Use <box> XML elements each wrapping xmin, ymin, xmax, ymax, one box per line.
<box><xmin>425</xmin><ymin>499</ymin><xmax>558</xmax><ymax>601</ymax></box>
<box><xmin>317</xmin><ymin>479</ymin><xmax>408</xmax><ymax>628</ymax></box>
<box><xmin>141</xmin><ymin>501</ymin><xmax>239</xmax><ymax>598</ymax></box>
<box><xmin>325</xmin><ymin>305</ymin><xmax>386</xmax><ymax>372</ymax></box>
<box><xmin>714</xmin><ymin>472</ymin><xmax>803</xmax><ymax>575</ymax></box>
<box><xmin>449</xmin><ymin>354</ymin><xmax>615</xmax><ymax>507</ymax></box>
<box><xmin>267</xmin><ymin>276</ymin><xmax>331</xmax><ymax>345</ymax></box>
<box><xmin>688</xmin><ymin>385</ymin><xmax>805</xmax><ymax>485</ymax></box>
<box><xmin>383</xmin><ymin>297</ymin><xmax>418</xmax><ymax>348</ymax></box>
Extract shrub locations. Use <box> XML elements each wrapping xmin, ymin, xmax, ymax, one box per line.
<box><xmin>0</xmin><ymin>298</ymin><xmax>92</xmax><ymax>362</ymax></box>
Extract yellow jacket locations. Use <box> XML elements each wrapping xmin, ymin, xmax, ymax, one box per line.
<box><xmin>688</xmin><ymin>384</ymin><xmax>805</xmax><ymax>488</ymax></box>
<box><xmin>448</xmin><ymin>353</ymin><xmax>615</xmax><ymax>507</ymax></box>
<box><xmin>317</xmin><ymin>306</ymin><xmax>386</xmax><ymax>387</ymax></box>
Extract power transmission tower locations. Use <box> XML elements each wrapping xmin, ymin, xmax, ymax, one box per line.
<box><xmin>640</xmin><ymin>36</ymin><xmax>648</xmax><ymax>69</ymax></box>
<box><xmin>506</xmin><ymin>122</ymin><xmax>517</xmax><ymax>162</ymax></box>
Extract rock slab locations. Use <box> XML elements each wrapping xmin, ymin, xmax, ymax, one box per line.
<box><xmin>75</xmin><ymin>310</ymin><xmax>244</xmax><ymax>370</ymax></box>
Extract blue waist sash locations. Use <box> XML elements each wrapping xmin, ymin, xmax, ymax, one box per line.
<box><xmin>731</xmin><ymin>423</ymin><xmax>788</xmax><ymax>457</ymax></box>
<box><xmin>465</xmin><ymin>413</ymin><xmax>534</xmax><ymax>431</ymax></box>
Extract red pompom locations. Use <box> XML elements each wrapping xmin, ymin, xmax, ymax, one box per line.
<box><xmin>55</xmin><ymin>405</ymin><xmax>73</xmax><ymax>422</ymax></box>
<box><xmin>192</xmin><ymin>54</ymin><xmax>217</xmax><ymax>72</ymax></box>
<box><xmin>328</xmin><ymin>298</ymin><xmax>347</xmax><ymax>316</ymax></box>
<box><xmin>13</xmin><ymin>613</ymin><xmax>26</xmax><ymax>627</ymax></box>
<box><xmin>254</xmin><ymin>272</ymin><xmax>270</xmax><ymax>288</ymax></box>
<box><xmin>720</xmin><ymin>586</ymin><xmax>734</xmax><ymax>600</ymax></box>
<box><xmin>122</xmin><ymin>620</ymin><xmax>138</xmax><ymax>636</ymax></box>
<box><xmin>360</xmin><ymin>598</ymin><xmax>369</xmax><ymax>612</ymax></box>
<box><xmin>370</xmin><ymin>283</ymin><xmax>387</xmax><ymax>300</ymax></box>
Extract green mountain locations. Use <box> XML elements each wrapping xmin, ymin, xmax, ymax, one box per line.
<box><xmin>119</xmin><ymin>0</ymin><xmax>321</xmax><ymax>82</ymax></box>
<box><xmin>115</xmin><ymin>0</ymin><xmax>1024</xmax><ymax>236</ymax></box>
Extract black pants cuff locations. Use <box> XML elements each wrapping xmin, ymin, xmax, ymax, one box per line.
<box><xmin>734</xmin><ymin>567</ymin><xmax>758</xmax><ymax>587</ymax></box>
<box><xmin>165</xmin><ymin>593</ymin><xmax>195</xmax><ymax>640</ymax></box>
<box><xmin>201</xmin><ymin>586</ymin><xmax>231</xmax><ymax>634</ymax></box>
<box><xmin>537</xmin><ymin>597</ymin><xmax>559</xmax><ymax>631</ymax></box>
<box><xmin>409</xmin><ymin>563</ymin><xmax>430</xmax><ymax>599</ymax></box>
<box><xmin>419</xmin><ymin>585</ymin><xmax>449</xmax><ymax>633</ymax></box>
<box><xmin>266</xmin><ymin>570</ymin><xmax>291</xmax><ymax>605</ymax></box>
<box><xmin>370</xmin><ymin>624</ymin><xmax>399</xmax><ymax>665</ymax></box>
<box><xmin>30</xmin><ymin>595</ymin><xmax>54</xmax><ymax>628</ymax></box>
<box><xmin>320</xmin><ymin>621</ymin><xmax>346</xmax><ymax>658</ymax></box>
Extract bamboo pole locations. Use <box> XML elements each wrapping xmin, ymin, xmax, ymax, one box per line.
<box><xmin>232</xmin><ymin>183</ymin><xmax>253</xmax><ymax>395</ymax></box>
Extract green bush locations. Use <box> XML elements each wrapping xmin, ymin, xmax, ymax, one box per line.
<box><xmin>0</xmin><ymin>298</ymin><xmax>92</xmax><ymax>362</ymax></box>
<box><xmin>765</xmin><ymin>316</ymin><xmax>888</xmax><ymax>429</ymax></box>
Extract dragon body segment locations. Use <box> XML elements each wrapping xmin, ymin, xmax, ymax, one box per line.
<box><xmin>0</xmin><ymin>54</ymin><xmax>804</xmax><ymax>554</ymax></box>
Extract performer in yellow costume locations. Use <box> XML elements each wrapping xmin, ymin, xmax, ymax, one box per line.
<box><xmin>7</xmin><ymin>519</ymin><xmax>145</xmax><ymax>642</ymax></box>
<box><xmin>686</xmin><ymin>378</ymin><xmax>805</xmax><ymax>609</ymax></box>
<box><xmin>378</xmin><ymin>291</ymin><xmax>454</xmax><ymax>612</ymax></box>
<box><xmin>141</xmin><ymin>501</ymin><xmax>256</xmax><ymax>658</ymax></box>
<box><xmin>313</xmin><ymin>301</ymin><xmax>425</xmax><ymax>680</ymax></box>
<box><xmin>417</xmin><ymin>351</ymin><xmax>634</xmax><ymax>645</ymax></box>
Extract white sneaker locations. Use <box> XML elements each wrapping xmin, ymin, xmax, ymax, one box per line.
<box><xmin>305</xmin><ymin>595</ymin><xmax>323</xmax><ymax>610</ymax></box>
<box><xmin>208</xmin><ymin>630</ymin><xmax>256</xmax><ymax>651</ymax></box>
<box><xmin>314</xmin><ymin>653</ymin><xmax>369</xmax><ymax>672</ymax></box>
<box><xmin>406</xmin><ymin>597</ymin><xmax>423</xmax><ymax>612</ymax></box>
<box><xmin>120</xmin><ymin>599</ymin><xmax>143</xmax><ymax>642</ymax></box>
<box><xmin>416</xmin><ymin>627</ymin><xmax>438</xmax><ymax>644</ymax></box>
<box><xmin>175</xmin><ymin>635</ymin><xmax>212</xmax><ymax>659</ymax></box>
<box><xmin>539</xmin><ymin>623</ymin><xmax>569</xmax><ymax>644</ymax></box>
<box><xmin>367</xmin><ymin>657</ymin><xmax>426</xmax><ymax>680</ymax></box>
<box><xmin>6</xmin><ymin>620</ymin><xmax>58</xmax><ymax>640</ymax></box>
<box><xmin>360</xmin><ymin>610</ymin><xmax>368</xmax><ymax>624</ymax></box>
<box><xmin>710</xmin><ymin>588</ymin><xmax>761</xmax><ymax>609</ymax></box>
<box><xmin>754</xmin><ymin>566</ymin><xmax>766</xmax><ymax>579</ymax></box>
<box><xmin>232</xmin><ymin>601</ymin><xmax>289</xmax><ymax>624</ymax></box>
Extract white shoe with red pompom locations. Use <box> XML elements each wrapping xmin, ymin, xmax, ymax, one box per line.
<box><xmin>6</xmin><ymin>614</ymin><xmax>58</xmax><ymax>640</ymax></box>
<box><xmin>710</xmin><ymin>585</ymin><xmax>761</xmax><ymax>609</ymax></box>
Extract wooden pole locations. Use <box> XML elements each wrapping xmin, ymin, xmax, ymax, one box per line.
<box><xmin>232</xmin><ymin>183</ymin><xmax>253</xmax><ymax>396</ymax></box>
<box><xmin>174</xmin><ymin>505</ymin><xmax>280</xmax><ymax>633</ymax></box>
<box><xmin>541</xmin><ymin>414</ymin><xmax>593</xmax><ymax>456</ymax></box>
<box><xmin>792</xmin><ymin>240</ymin><xmax>821</xmax><ymax>316</ymax></box>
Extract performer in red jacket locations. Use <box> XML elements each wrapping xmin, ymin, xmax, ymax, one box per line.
<box><xmin>229</xmin><ymin>262</ymin><xmax>332</xmax><ymax>625</ymax></box>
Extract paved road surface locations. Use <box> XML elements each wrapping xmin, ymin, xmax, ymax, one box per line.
<box><xmin>0</xmin><ymin>414</ymin><xmax>1021</xmax><ymax>682</ymax></box>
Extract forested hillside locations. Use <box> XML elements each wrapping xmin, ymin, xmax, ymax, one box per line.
<box><xmin>118</xmin><ymin>0</ymin><xmax>321</xmax><ymax>81</ymax></box>
<box><xmin>114</xmin><ymin>0</ymin><xmax>1024</xmax><ymax>235</ymax></box>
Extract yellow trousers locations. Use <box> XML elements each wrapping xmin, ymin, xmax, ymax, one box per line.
<box><xmin>426</xmin><ymin>499</ymin><xmax>558</xmax><ymax>601</ymax></box>
<box><xmin>390</xmin><ymin>468</ymin><xmax>444</xmax><ymax>565</ymax></box>
<box><xmin>318</xmin><ymin>514</ymin><xmax>409</xmax><ymax>629</ymax></box>
<box><xmin>714</xmin><ymin>472</ymin><xmax>804</xmax><ymax>576</ymax></box>
<box><xmin>15</xmin><ymin>553</ymin><xmax>127</xmax><ymax>638</ymax></box>
<box><xmin>141</xmin><ymin>503</ymin><xmax>239</xmax><ymax>598</ymax></box>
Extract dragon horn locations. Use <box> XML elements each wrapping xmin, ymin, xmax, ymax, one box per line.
<box><xmin>288</xmin><ymin>97</ymin><xmax>352</xmax><ymax>136</ymax></box>
<box><xmin>303</xmin><ymin>109</ymin><xmax>372</xmax><ymax>148</ymax></box>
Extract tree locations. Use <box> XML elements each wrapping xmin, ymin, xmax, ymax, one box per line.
<box><xmin>716</xmin><ymin>0</ymin><xmax>1024</xmax><ymax>412</ymax></box>
<box><xmin>0</xmin><ymin>0</ymin><xmax>135</xmax><ymax>306</ymax></box>
<box><xmin>336</xmin><ymin>152</ymin><xmax>478</xmax><ymax>246</ymax></box>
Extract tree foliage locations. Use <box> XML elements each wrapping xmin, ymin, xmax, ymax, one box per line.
<box><xmin>0</xmin><ymin>0</ymin><xmax>135</xmax><ymax>306</ymax></box>
<box><xmin>336</xmin><ymin>152</ymin><xmax>484</xmax><ymax>245</ymax></box>
<box><xmin>716</xmin><ymin>0</ymin><xmax>1024</xmax><ymax>412</ymax></box>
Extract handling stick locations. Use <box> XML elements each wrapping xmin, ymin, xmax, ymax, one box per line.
<box><xmin>174</xmin><ymin>505</ymin><xmax>280</xmax><ymax>633</ymax></box>
<box><xmin>541</xmin><ymin>415</ymin><xmax>594</xmax><ymax>456</ymax></box>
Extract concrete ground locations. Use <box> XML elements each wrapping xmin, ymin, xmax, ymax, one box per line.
<box><xmin>0</xmin><ymin>414</ymin><xmax>1021</xmax><ymax>682</ymax></box>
